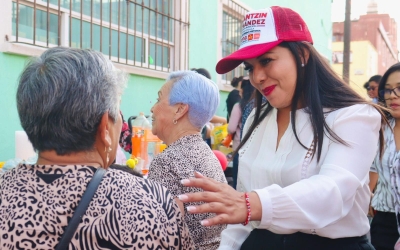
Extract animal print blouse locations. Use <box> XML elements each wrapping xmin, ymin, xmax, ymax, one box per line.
<box><xmin>0</xmin><ymin>164</ymin><xmax>194</xmax><ymax>249</ymax></box>
<box><xmin>148</xmin><ymin>134</ymin><xmax>227</xmax><ymax>250</ymax></box>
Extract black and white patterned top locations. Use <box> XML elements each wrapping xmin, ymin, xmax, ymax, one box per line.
<box><xmin>148</xmin><ymin>134</ymin><xmax>227</xmax><ymax>250</ymax></box>
<box><xmin>0</xmin><ymin>164</ymin><xmax>195</xmax><ymax>249</ymax></box>
<box><xmin>371</xmin><ymin>118</ymin><xmax>397</xmax><ymax>212</ymax></box>
<box><xmin>390</xmin><ymin>150</ymin><xmax>400</xmax><ymax>235</ymax></box>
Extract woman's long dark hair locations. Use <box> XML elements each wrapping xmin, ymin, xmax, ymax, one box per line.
<box><xmin>236</xmin><ymin>41</ymin><xmax>387</xmax><ymax>162</ymax></box>
<box><xmin>239</xmin><ymin>79</ymin><xmax>255</xmax><ymax>112</ymax></box>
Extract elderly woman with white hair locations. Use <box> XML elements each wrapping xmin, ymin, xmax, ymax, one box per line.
<box><xmin>0</xmin><ymin>47</ymin><xmax>194</xmax><ymax>249</ymax></box>
<box><xmin>148</xmin><ymin>71</ymin><xmax>227</xmax><ymax>250</ymax></box>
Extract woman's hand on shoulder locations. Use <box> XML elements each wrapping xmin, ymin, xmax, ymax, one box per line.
<box><xmin>178</xmin><ymin>172</ymin><xmax>261</xmax><ymax>226</ymax></box>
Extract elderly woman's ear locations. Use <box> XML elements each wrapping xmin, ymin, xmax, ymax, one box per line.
<box><xmin>98</xmin><ymin>112</ymin><xmax>113</xmax><ymax>147</ymax></box>
<box><xmin>174</xmin><ymin>103</ymin><xmax>189</xmax><ymax>121</ymax></box>
<box><xmin>96</xmin><ymin>112</ymin><xmax>115</xmax><ymax>167</ymax></box>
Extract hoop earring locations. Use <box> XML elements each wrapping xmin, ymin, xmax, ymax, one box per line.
<box><xmin>173</xmin><ymin>119</ymin><xmax>178</xmax><ymax>125</ymax></box>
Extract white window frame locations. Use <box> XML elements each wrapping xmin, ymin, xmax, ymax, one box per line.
<box><xmin>0</xmin><ymin>0</ymin><xmax>188</xmax><ymax>79</ymax></box>
<box><xmin>216</xmin><ymin>0</ymin><xmax>250</xmax><ymax>91</ymax></box>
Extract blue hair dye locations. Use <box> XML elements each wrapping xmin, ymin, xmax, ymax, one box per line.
<box><xmin>168</xmin><ymin>71</ymin><xmax>220</xmax><ymax>128</ymax></box>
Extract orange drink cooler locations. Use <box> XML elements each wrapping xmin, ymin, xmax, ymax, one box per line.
<box><xmin>131</xmin><ymin>126</ymin><xmax>144</xmax><ymax>158</ymax></box>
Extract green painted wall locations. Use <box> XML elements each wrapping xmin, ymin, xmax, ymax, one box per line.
<box><xmin>120</xmin><ymin>75</ymin><xmax>164</xmax><ymax>119</ymax></box>
<box><xmin>188</xmin><ymin>0</ymin><xmax>228</xmax><ymax>117</ymax></box>
<box><xmin>0</xmin><ymin>52</ymin><xmax>165</xmax><ymax>160</ymax></box>
<box><xmin>188</xmin><ymin>0</ymin><xmax>219</xmax><ymax>82</ymax></box>
<box><xmin>0</xmin><ymin>53</ymin><xmax>26</xmax><ymax>161</ymax></box>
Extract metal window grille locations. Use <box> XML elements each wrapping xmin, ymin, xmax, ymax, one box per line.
<box><xmin>11</xmin><ymin>0</ymin><xmax>189</xmax><ymax>72</ymax></box>
<box><xmin>222</xmin><ymin>0</ymin><xmax>248</xmax><ymax>82</ymax></box>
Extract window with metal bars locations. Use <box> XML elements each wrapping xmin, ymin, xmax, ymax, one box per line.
<box><xmin>11</xmin><ymin>0</ymin><xmax>189</xmax><ymax>72</ymax></box>
<box><xmin>221</xmin><ymin>0</ymin><xmax>248</xmax><ymax>82</ymax></box>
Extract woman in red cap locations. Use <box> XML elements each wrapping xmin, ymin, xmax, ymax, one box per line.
<box><xmin>177</xmin><ymin>6</ymin><xmax>387</xmax><ymax>250</ymax></box>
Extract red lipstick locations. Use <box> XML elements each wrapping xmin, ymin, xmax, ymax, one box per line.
<box><xmin>262</xmin><ymin>85</ymin><xmax>276</xmax><ymax>96</ymax></box>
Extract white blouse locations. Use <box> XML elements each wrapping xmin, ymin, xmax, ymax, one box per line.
<box><xmin>218</xmin><ymin>104</ymin><xmax>381</xmax><ymax>250</ymax></box>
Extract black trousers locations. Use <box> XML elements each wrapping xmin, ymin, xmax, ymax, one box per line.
<box><xmin>370</xmin><ymin>211</ymin><xmax>399</xmax><ymax>250</ymax></box>
<box><xmin>240</xmin><ymin>229</ymin><xmax>374</xmax><ymax>250</ymax></box>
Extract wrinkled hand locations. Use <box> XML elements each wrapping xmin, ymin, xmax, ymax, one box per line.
<box><xmin>178</xmin><ymin>172</ymin><xmax>250</xmax><ymax>226</ymax></box>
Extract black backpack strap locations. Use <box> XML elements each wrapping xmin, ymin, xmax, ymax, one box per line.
<box><xmin>55</xmin><ymin>167</ymin><xmax>106</xmax><ymax>250</ymax></box>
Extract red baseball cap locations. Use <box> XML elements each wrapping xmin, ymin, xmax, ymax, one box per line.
<box><xmin>216</xmin><ymin>6</ymin><xmax>313</xmax><ymax>74</ymax></box>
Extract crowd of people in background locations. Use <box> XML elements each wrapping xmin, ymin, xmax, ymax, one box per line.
<box><xmin>3</xmin><ymin>5</ymin><xmax>400</xmax><ymax>250</ymax></box>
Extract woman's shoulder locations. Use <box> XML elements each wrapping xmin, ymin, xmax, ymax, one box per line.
<box><xmin>326</xmin><ymin>103</ymin><xmax>380</xmax><ymax>120</ymax></box>
<box><xmin>0</xmin><ymin>164</ymin><xmax>20</xmax><ymax>186</ymax></box>
<box><xmin>151</xmin><ymin>135</ymin><xmax>225</xmax><ymax>179</ymax></box>
<box><xmin>322</xmin><ymin>104</ymin><xmax>382</xmax><ymax>134</ymax></box>
<box><xmin>166</xmin><ymin>134</ymin><xmax>210</xmax><ymax>154</ymax></box>
<box><xmin>168</xmin><ymin>135</ymin><xmax>219</xmax><ymax>163</ymax></box>
<box><xmin>105</xmin><ymin>168</ymin><xmax>171</xmax><ymax>199</ymax></box>
<box><xmin>103</xmin><ymin>169</ymin><xmax>183</xmax><ymax>213</ymax></box>
<box><xmin>96</xmin><ymin>169</ymin><xmax>195</xmax><ymax>249</ymax></box>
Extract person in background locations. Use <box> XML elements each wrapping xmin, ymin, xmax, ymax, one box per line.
<box><xmin>239</xmin><ymin>78</ymin><xmax>265</xmax><ymax>139</ymax></box>
<box><xmin>364</xmin><ymin>81</ymin><xmax>370</xmax><ymax>91</ymax></box>
<box><xmin>240</xmin><ymin>95</ymin><xmax>267</xmax><ymax>140</ymax></box>
<box><xmin>0</xmin><ymin>47</ymin><xmax>194</xmax><ymax>249</ymax></box>
<box><xmin>191</xmin><ymin>68</ymin><xmax>227</xmax><ymax>147</ymax></box>
<box><xmin>228</xmin><ymin>78</ymin><xmax>256</xmax><ymax>189</ymax></box>
<box><xmin>148</xmin><ymin>71</ymin><xmax>227</xmax><ymax>250</ymax></box>
<box><xmin>178</xmin><ymin>6</ymin><xmax>387</xmax><ymax>249</ymax></box>
<box><xmin>226</xmin><ymin>76</ymin><xmax>243</xmax><ymax>122</ymax></box>
<box><xmin>191</xmin><ymin>67</ymin><xmax>212</xmax><ymax>79</ymax></box>
<box><xmin>363</xmin><ymin>81</ymin><xmax>370</xmax><ymax>99</ymax></box>
<box><xmin>369</xmin><ymin>63</ymin><xmax>400</xmax><ymax>250</ymax></box>
<box><xmin>367</xmin><ymin>75</ymin><xmax>382</xmax><ymax>104</ymax></box>
<box><xmin>119</xmin><ymin>111</ymin><xmax>132</xmax><ymax>153</ymax></box>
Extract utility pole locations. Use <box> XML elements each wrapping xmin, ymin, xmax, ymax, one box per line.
<box><xmin>342</xmin><ymin>0</ymin><xmax>351</xmax><ymax>84</ymax></box>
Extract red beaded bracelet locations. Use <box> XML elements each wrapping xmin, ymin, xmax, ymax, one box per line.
<box><xmin>242</xmin><ymin>192</ymin><xmax>251</xmax><ymax>226</ymax></box>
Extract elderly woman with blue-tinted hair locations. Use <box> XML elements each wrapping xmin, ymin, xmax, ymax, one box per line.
<box><xmin>148</xmin><ymin>70</ymin><xmax>228</xmax><ymax>250</ymax></box>
<box><xmin>0</xmin><ymin>47</ymin><xmax>195</xmax><ymax>249</ymax></box>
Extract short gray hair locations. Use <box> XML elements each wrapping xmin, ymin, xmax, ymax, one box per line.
<box><xmin>17</xmin><ymin>47</ymin><xmax>127</xmax><ymax>155</ymax></box>
<box><xmin>168</xmin><ymin>71</ymin><xmax>220</xmax><ymax>128</ymax></box>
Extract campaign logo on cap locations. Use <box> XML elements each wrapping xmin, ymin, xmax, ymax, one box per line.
<box><xmin>240</xmin><ymin>8</ymin><xmax>277</xmax><ymax>49</ymax></box>
<box><xmin>216</xmin><ymin>6</ymin><xmax>313</xmax><ymax>74</ymax></box>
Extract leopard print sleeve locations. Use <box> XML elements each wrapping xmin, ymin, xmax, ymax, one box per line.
<box><xmin>0</xmin><ymin>164</ymin><xmax>195</xmax><ymax>249</ymax></box>
<box><xmin>159</xmin><ymin>183</ymin><xmax>196</xmax><ymax>249</ymax></box>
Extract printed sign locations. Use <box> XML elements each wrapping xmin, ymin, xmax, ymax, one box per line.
<box><xmin>239</xmin><ymin>8</ymin><xmax>278</xmax><ymax>49</ymax></box>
